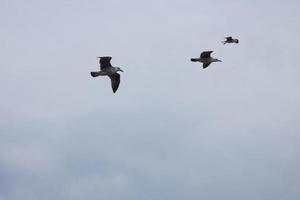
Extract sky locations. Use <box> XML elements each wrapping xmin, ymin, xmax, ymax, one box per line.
<box><xmin>1</xmin><ymin>0</ymin><xmax>300</xmax><ymax>199</ymax></box>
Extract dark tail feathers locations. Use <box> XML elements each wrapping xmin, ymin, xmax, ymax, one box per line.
<box><xmin>90</xmin><ymin>71</ymin><xmax>100</xmax><ymax>77</ymax></box>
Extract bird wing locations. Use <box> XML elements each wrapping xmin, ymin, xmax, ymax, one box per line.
<box><xmin>203</xmin><ymin>63</ymin><xmax>211</xmax><ymax>69</ymax></box>
<box><xmin>108</xmin><ymin>73</ymin><xmax>120</xmax><ymax>93</ymax></box>
<box><xmin>200</xmin><ymin>51</ymin><xmax>213</xmax><ymax>59</ymax></box>
<box><xmin>225</xmin><ymin>36</ymin><xmax>232</xmax><ymax>40</ymax></box>
<box><xmin>98</xmin><ymin>57</ymin><xmax>112</xmax><ymax>70</ymax></box>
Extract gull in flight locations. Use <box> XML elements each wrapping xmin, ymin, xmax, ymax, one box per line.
<box><xmin>90</xmin><ymin>56</ymin><xmax>124</xmax><ymax>93</ymax></box>
<box><xmin>222</xmin><ymin>36</ymin><xmax>239</xmax><ymax>44</ymax></box>
<box><xmin>190</xmin><ymin>51</ymin><xmax>222</xmax><ymax>69</ymax></box>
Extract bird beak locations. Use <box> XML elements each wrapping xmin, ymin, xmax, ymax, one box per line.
<box><xmin>120</xmin><ymin>69</ymin><xmax>124</xmax><ymax>72</ymax></box>
<box><xmin>217</xmin><ymin>59</ymin><xmax>222</xmax><ymax>62</ymax></box>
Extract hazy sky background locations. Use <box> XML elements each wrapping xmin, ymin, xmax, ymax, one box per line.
<box><xmin>1</xmin><ymin>0</ymin><xmax>300</xmax><ymax>200</ymax></box>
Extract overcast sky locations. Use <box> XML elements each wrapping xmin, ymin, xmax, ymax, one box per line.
<box><xmin>1</xmin><ymin>0</ymin><xmax>300</xmax><ymax>200</ymax></box>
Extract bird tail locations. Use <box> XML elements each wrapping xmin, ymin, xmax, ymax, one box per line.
<box><xmin>90</xmin><ymin>71</ymin><xmax>101</xmax><ymax>77</ymax></box>
<box><xmin>190</xmin><ymin>58</ymin><xmax>198</xmax><ymax>62</ymax></box>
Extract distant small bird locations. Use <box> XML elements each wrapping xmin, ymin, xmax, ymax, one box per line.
<box><xmin>90</xmin><ymin>56</ymin><xmax>124</xmax><ymax>93</ymax></box>
<box><xmin>222</xmin><ymin>36</ymin><xmax>239</xmax><ymax>44</ymax></box>
<box><xmin>191</xmin><ymin>51</ymin><xmax>222</xmax><ymax>69</ymax></box>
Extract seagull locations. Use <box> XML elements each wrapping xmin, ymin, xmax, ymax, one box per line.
<box><xmin>90</xmin><ymin>56</ymin><xmax>124</xmax><ymax>93</ymax></box>
<box><xmin>190</xmin><ymin>51</ymin><xmax>222</xmax><ymax>69</ymax></box>
<box><xmin>222</xmin><ymin>36</ymin><xmax>239</xmax><ymax>44</ymax></box>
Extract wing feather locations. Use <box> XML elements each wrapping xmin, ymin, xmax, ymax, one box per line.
<box><xmin>200</xmin><ymin>51</ymin><xmax>213</xmax><ymax>59</ymax></box>
<box><xmin>203</xmin><ymin>63</ymin><xmax>211</xmax><ymax>69</ymax></box>
<box><xmin>98</xmin><ymin>57</ymin><xmax>112</xmax><ymax>70</ymax></box>
<box><xmin>108</xmin><ymin>73</ymin><xmax>120</xmax><ymax>93</ymax></box>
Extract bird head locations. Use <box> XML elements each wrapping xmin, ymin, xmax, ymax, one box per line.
<box><xmin>214</xmin><ymin>58</ymin><xmax>222</xmax><ymax>62</ymax></box>
<box><xmin>117</xmin><ymin>67</ymin><xmax>124</xmax><ymax>72</ymax></box>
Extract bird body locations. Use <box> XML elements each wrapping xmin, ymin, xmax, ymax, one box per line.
<box><xmin>190</xmin><ymin>51</ymin><xmax>222</xmax><ymax>68</ymax></box>
<box><xmin>222</xmin><ymin>36</ymin><xmax>239</xmax><ymax>44</ymax></box>
<box><xmin>90</xmin><ymin>67</ymin><xmax>120</xmax><ymax>77</ymax></box>
<box><xmin>90</xmin><ymin>56</ymin><xmax>123</xmax><ymax>93</ymax></box>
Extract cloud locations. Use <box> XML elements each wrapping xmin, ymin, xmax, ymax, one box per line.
<box><xmin>1</xmin><ymin>0</ymin><xmax>300</xmax><ymax>200</ymax></box>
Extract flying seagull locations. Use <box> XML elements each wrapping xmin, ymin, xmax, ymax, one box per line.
<box><xmin>90</xmin><ymin>56</ymin><xmax>124</xmax><ymax>93</ymax></box>
<box><xmin>190</xmin><ymin>51</ymin><xmax>222</xmax><ymax>69</ymax></box>
<box><xmin>222</xmin><ymin>36</ymin><xmax>239</xmax><ymax>44</ymax></box>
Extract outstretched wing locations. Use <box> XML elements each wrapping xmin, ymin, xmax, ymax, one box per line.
<box><xmin>98</xmin><ymin>57</ymin><xmax>112</xmax><ymax>70</ymax></box>
<box><xmin>203</xmin><ymin>63</ymin><xmax>211</xmax><ymax>69</ymax></box>
<box><xmin>108</xmin><ymin>73</ymin><xmax>120</xmax><ymax>93</ymax></box>
<box><xmin>200</xmin><ymin>51</ymin><xmax>213</xmax><ymax>59</ymax></box>
<box><xmin>225</xmin><ymin>36</ymin><xmax>232</xmax><ymax>40</ymax></box>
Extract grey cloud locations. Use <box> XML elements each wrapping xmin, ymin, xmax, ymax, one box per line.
<box><xmin>1</xmin><ymin>0</ymin><xmax>300</xmax><ymax>200</ymax></box>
